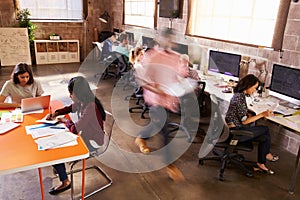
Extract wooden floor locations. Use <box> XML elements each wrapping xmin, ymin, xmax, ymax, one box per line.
<box><xmin>0</xmin><ymin>61</ymin><xmax>299</xmax><ymax>200</ymax></box>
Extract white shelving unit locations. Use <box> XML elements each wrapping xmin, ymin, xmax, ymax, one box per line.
<box><xmin>34</xmin><ymin>40</ymin><xmax>80</xmax><ymax>64</ymax></box>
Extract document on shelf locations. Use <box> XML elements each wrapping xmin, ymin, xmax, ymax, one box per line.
<box><xmin>34</xmin><ymin>131</ymin><xmax>78</xmax><ymax>150</ymax></box>
<box><xmin>0</xmin><ymin>122</ymin><xmax>20</xmax><ymax>134</ymax></box>
<box><xmin>25</xmin><ymin>124</ymin><xmax>67</xmax><ymax>139</ymax></box>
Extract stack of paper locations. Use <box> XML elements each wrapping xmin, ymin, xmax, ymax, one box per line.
<box><xmin>25</xmin><ymin>123</ymin><xmax>78</xmax><ymax>150</ymax></box>
<box><xmin>0</xmin><ymin>122</ymin><xmax>20</xmax><ymax>134</ymax></box>
<box><xmin>285</xmin><ymin>115</ymin><xmax>300</xmax><ymax>123</ymax></box>
<box><xmin>34</xmin><ymin>131</ymin><xmax>78</xmax><ymax>150</ymax></box>
<box><xmin>36</xmin><ymin>114</ymin><xmax>65</xmax><ymax>124</ymax></box>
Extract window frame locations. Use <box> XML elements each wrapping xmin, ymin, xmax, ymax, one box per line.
<box><xmin>17</xmin><ymin>0</ymin><xmax>84</xmax><ymax>22</ymax></box>
<box><xmin>186</xmin><ymin>0</ymin><xmax>290</xmax><ymax>50</ymax></box>
<box><xmin>123</xmin><ymin>0</ymin><xmax>158</xmax><ymax>29</ymax></box>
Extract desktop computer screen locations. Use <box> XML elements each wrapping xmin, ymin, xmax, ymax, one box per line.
<box><xmin>125</xmin><ymin>32</ymin><xmax>134</xmax><ymax>46</ymax></box>
<box><xmin>208</xmin><ymin>50</ymin><xmax>241</xmax><ymax>81</ymax></box>
<box><xmin>142</xmin><ymin>36</ymin><xmax>154</xmax><ymax>49</ymax></box>
<box><xmin>269</xmin><ymin>64</ymin><xmax>300</xmax><ymax>106</ymax></box>
<box><xmin>172</xmin><ymin>42</ymin><xmax>188</xmax><ymax>55</ymax></box>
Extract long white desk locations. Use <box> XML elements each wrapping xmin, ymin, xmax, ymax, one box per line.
<box><xmin>200</xmin><ymin>73</ymin><xmax>300</xmax><ymax>194</ymax></box>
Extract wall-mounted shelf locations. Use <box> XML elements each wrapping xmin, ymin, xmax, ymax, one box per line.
<box><xmin>34</xmin><ymin>40</ymin><xmax>80</xmax><ymax>64</ymax></box>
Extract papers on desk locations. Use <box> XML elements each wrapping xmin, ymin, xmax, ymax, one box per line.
<box><xmin>25</xmin><ymin>124</ymin><xmax>67</xmax><ymax>139</ymax></box>
<box><xmin>0</xmin><ymin>112</ymin><xmax>23</xmax><ymax>123</ymax></box>
<box><xmin>36</xmin><ymin>114</ymin><xmax>65</xmax><ymax>124</ymax></box>
<box><xmin>285</xmin><ymin>115</ymin><xmax>300</xmax><ymax>123</ymax></box>
<box><xmin>0</xmin><ymin>122</ymin><xmax>20</xmax><ymax>134</ymax></box>
<box><xmin>273</xmin><ymin>104</ymin><xmax>296</xmax><ymax>116</ymax></box>
<box><xmin>34</xmin><ymin>131</ymin><xmax>78</xmax><ymax>150</ymax></box>
<box><xmin>25</xmin><ymin>123</ymin><xmax>78</xmax><ymax>150</ymax></box>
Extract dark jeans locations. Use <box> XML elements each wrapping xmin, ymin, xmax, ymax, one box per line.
<box><xmin>137</xmin><ymin>105</ymin><xmax>173</xmax><ymax>163</ymax></box>
<box><xmin>230</xmin><ymin>125</ymin><xmax>271</xmax><ymax>164</ymax></box>
<box><xmin>53</xmin><ymin>163</ymin><xmax>68</xmax><ymax>182</ymax></box>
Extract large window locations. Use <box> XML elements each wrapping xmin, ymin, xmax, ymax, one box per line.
<box><xmin>187</xmin><ymin>0</ymin><xmax>282</xmax><ymax>48</ymax></box>
<box><xmin>18</xmin><ymin>0</ymin><xmax>83</xmax><ymax>21</ymax></box>
<box><xmin>124</xmin><ymin>0</ymin><xmax>157</xmax><ymax>28</ymax></box>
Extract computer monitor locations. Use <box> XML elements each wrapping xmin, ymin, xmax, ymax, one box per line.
<box><xmin>269</xmin><ymin>64</ymin><xmax>300</xmax><ymax>106</ymax></box>
<box><xmin>142</xmin><ymin>36</ymin><xmax>154</xmax><ymax>49</ymax></box>
<box><xmin>125</xmin><ymin>31</ymin><xmax>134</xmax><ymax>46</ymax></box>
<box><xmin>208</xmin><ymin>50</ymin><xmax>241</xmax><ymax>82</ymax></box>
<box><xmin>172</xmin><ymin>42</ymin><xmax>188</xmax><ymax>55</ymax></box>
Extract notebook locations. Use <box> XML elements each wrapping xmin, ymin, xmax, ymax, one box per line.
<box><xmin>21</xmin><ymin>95</ymin><xmax>51</xmax><ymax>113</ymax></box>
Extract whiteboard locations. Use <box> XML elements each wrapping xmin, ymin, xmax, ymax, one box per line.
<box><xmin>0</xmin><ymin>28</ymin><xmax>31</xmax><ymax>66</ymax></box>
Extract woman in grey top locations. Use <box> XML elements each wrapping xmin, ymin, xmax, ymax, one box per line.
<box><xmin>0</xmin><ymin>63</ymin><xmax>44</xmax><ymax>108</ymax></box>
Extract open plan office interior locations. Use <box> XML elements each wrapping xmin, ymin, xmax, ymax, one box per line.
<box><xmin>1</xmin><ymin>0</ymin><xmax>300</xmax><ymax>199</ymax></box>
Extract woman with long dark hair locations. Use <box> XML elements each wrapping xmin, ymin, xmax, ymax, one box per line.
<box><xmin>0</xmin><ymin>62</ymin><xmax>43</xmax><ymax>108</ymax></box>
<box><xmin>225</xmin><ymin>74</ymin><xmax>278</xmax><ymax>175</ymax></box>
<box><xmin>47</xmin><ymin>76</ymin><xmax>106</xmax><ymax>195</ymax></box>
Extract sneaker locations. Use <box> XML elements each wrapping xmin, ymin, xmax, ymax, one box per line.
<box><xmin>135</xmin><ymin>138</ymin><xmax>150</xmax><ymax>154</ymax></box>
<box><xmin>166</xmin><ymin>164</ymin><xmax>185</xmax><ymax>182</ymax></box>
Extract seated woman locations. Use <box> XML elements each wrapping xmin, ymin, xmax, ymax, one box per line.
<box><xmin>0</xmin><ymin>62</ymin><xmax>44</xmax><ymax>109</ymax></box>
<box><xmin>225</xmin><ymin>74</ymin><xmax>279</xmax><ymax>175</ymax></box>
<box><xmin>46</xmin><ymin>76</ymin><xmax>106</xmax><ymax>195</ymax></box>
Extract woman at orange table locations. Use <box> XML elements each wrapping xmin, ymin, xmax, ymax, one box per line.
<box><xmin>0</xmin><ymin>62</ymin><xmax>44</xmax><ymax>108</ymax></box>
<box><xmin>47</xmin><ymin>76</ymin><xmax>106</xmax><ymax>195</ymax></box>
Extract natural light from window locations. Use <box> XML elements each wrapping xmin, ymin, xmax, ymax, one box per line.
<box><xmin>124</xmin><ymin>0</ymin><xmax>156</xmax><ymax>28</ymax></box>
<box><xmin>19</xmin><ymin>0</ymin><xmax>83</xmax><ymax>21</ymax></box>
<box><xmin>188</xmin><ymin>0</ymin><xmax>280</xmax><ymax>47</ymax></box>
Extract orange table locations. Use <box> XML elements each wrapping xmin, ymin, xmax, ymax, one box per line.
<box><xmin>0</xmin><ymin>100</ymin><xmax>89</xmax><ymax>200</ymax></box>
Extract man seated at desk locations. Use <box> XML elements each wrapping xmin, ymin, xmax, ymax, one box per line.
<box><xmin>115</xmin><ymin>33</ymin><xmax>131</xmax><ymax>57</ymax></box>
<box><xmin>100</xmin><ymin>32</ymin><xmax>118</xmax><ymax>62</ymax></box>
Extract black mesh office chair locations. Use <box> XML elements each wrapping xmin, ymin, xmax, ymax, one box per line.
<box><xmin>93</xmin><ymin>42</ymin><xmax>118</xmax><ymax>80</ymax></box>
<box><xmin>198</xmin><ymin>94</ymin><xmax>254</xmax><ymax>181</ymax></box>
<box><xmin>114</xmin><ymin>52</ymin><xmax>132</xmax><ymax>77</ymax></box>
<box><xmin>69</xmin><ymin>110</ymin><xmax>115</xmax><ymax>200</ymax></box>
<box><xmin>128</xmin><ymin>86</ymin><xmax>149</xmax><ymax>119</ymax></box>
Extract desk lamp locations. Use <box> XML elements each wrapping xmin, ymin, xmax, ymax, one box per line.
<box><xmin>99</xmin><ymin>11</ymin><xmax>110</xmax><ymax>23</ymax></box>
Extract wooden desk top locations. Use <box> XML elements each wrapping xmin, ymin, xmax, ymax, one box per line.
<box><xmin>0</xmin><ymin>100</ymin><xmax>89</xmax><ymax>175</ymax></box>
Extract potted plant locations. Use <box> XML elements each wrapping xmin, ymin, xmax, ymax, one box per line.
<box><xmin>16</xmin><ymin>8</ymin><xmax>37</xmax><ymax>62</ymax></box>
<box><xmin>192</xmin><ymin>59</ymin><xmax>200</xmax><ymax>70</ymax></box>
<box><xmin>49</xmin><ymin>33</ymin><xmax>60</xmax><ymax>40</ymax></box>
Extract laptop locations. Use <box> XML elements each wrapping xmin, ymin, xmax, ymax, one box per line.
<box><xmin>21</xmin><ymin>95</ymin><xmax>51</xmax><ymax>113</ymax></box>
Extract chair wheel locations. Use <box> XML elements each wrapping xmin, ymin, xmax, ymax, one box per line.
<box><xmin>237</xmin><ymin>155</ymin><xmax>245</xmax><ymax>162</ymax></box>
<box><xmin>219</xmin><ymin>174</ymin><xmax>224</xmax><ymax>181</ymax></box>
<box><xmin>198</xmin><ymin>159</ymin><xmax>204</xmax><ymax>165</ymax></box>
<box><xmin>246</xmin><ymin>171</ymin><xmax>253</xmax><ymax>177</ymax></box>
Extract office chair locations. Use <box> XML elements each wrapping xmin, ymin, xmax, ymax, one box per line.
<box><xmin>114</xmin><ymin>52</ymin><xmax>132</xmax><ymax>77</ymax></box>
<box><xmin>166</xmin><ymin>81</ymin><xmax>207</xmax><ymax>143</ymax></box>
<box><xmin>93</xmin><ymin>42</ymin><xmax>118</xmax><ymax>80</ymax></box>
<box><xmin>69</xmin><ymin>110</ymin><xmax>115</xmax><ymax>200</ymax></box>
<box><xmin>128</xmin><ymin>86</ymin><xmax>149</xmax><ymax>119</ymax></box>
<box><xmin>198</xmin><ymin>94</ymin><xmax>254</xmax><ymax>181</ymax></box>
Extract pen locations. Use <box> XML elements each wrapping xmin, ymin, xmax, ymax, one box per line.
<box><xmin>50</xmin><ymin>126</ymin><xmax>65</xmax><ymax>129</ymax></box>
<box><xmin>29</xmin><ymin>124</ymin><xmax>52</xmax><ymax>130</ymax></box>
<box><xmin>283</xmin><ymin>114</ymin><xmax>292</xmax><ymax>117</ymax></box>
